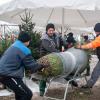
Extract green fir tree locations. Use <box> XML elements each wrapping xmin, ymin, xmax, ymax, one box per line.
<box><xmin>20</xmin><ymin>10</ymin><xmax>41</xmax><ymax>59</ymax></box>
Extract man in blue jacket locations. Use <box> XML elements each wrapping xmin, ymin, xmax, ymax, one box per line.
<box><xmin>0</xmin><ymin>31</ymin><xmax>47</xmax><ymax>100</ymax></box>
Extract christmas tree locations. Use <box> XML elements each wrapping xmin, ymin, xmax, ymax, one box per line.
<box><xmin>20</xmin><ymin>10</ymin><xmax>41</xmax><ymax>59</ymax></box>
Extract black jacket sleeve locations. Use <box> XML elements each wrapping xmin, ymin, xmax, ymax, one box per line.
<box><xmin>23</xmin><ymin>54</ymin><xmax>42</xmax><ymax>73</ymax></box>
<box><xmin>41</xmin><ymin>39</ymin><xmax>59</xmax><ymax>53</ymax></box>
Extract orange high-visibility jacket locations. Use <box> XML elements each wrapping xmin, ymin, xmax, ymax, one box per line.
<box><xmin>81</xmin><ymin>36</ymin><xmax>100</xmax><ymax>49</ymax></box>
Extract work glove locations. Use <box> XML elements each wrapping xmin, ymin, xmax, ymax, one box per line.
<box><xmin>74</xmin><ymin>42</ymin><xmax>82</xmax><ymax>49</ymax></box>
<box><xmin>41</xmin><ymin>63</ymin><xmax>49</xmax><ymax>68</ymax></box>
<box><xmin>74</xmin><ymin>45</ymin><xmax>81</xmax><ymax>49</ymax></box>
<box><xmin>38</xmin><ymin>63</ymin><xmax>50</xmax><ymax>72</ymax></box>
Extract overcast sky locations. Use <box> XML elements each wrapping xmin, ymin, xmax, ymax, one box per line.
<box><xmin>0</xmin><ymin>0</ymin><xmax>12</xmax><ymax>6</ymax></box>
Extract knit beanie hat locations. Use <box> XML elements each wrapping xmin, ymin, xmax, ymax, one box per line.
<box><xmin>94</xmin><ymin>23</ymin><xmax>100</xmax><ymax>32</ymax></box>
<box><xmin>46</xmin><ymin>23</ymin><xmax>55</xmax><ymax>31</ymax></box>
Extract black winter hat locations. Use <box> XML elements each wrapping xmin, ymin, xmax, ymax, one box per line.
<box><xmin>18</xmin><ymin>31</ymin><xmax>31</xmax><ymax>43</ymax></box>
<box><xmin>46</xmin><ymin>23</ymin><xmax>55</xmax><ymax>31</ymax></box>
<box><xmin>94</xmin><ymin>23</ymin><xmax>100</xmax><ymax>32</ymax></box>
<box><xmin>68</xmin><ymin>32</ymin><xmax>73</xmax><ymax>36</ymax></box>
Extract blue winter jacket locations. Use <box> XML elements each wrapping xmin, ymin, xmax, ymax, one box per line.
<box><xmin>0</xmin><ymin>40</ymin><xmax>41</xmax><ymax>78</ymax></box>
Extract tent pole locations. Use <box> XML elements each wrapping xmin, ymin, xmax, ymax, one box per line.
<box><xmin>77</xmin><ymin>10</ymin><xmax>87</xmax><ymax>26</ymax></box>
<box><xmin>62</xmin><ymin>8</ymin><xmax>64</xmax><ymax>37</ymax></box>
<box><xmin>45</xmin><ymin>8</ymin><xmax>54</xmax><ymax>26</ymax></box>
<box><xmin>4</xmin><ymin>25</ymin><xmax>6</xmax><ymax>36</ymax></box>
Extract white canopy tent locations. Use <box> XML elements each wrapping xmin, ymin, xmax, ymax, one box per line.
<box><xmin>0</xmin><ymin>0</ymin><xmax>100</xmax><ymax>35</ymax></box>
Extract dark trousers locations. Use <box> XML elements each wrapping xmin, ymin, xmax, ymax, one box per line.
<box><xmin>0</xmin><ymin>77</ymin><xmax>33</xmax><ymax>100</ymax></box>
<box><xmin>87</xmin><ymin>61</ymin><xmax>100</xmax><ymax>87</ymax></box>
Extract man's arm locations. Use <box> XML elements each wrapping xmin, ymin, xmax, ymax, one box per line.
<box><xmin>23</xmin><ymin>54</ymin><xmax>43</xmax><ymax>73</ymax></box>
<box><xmin>81</xmin><ymin>36</ymin><xmax>100</xmax><ymax>49</ymax></box>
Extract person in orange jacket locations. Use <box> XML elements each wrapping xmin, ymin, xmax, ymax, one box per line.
<box><xmin>76</xmin><ymin>23</ymin><xmax>100</xmax><ymax>88</ymax></box>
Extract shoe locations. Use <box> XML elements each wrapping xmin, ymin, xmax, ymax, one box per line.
<box><xmin>64</xmin><ymin>77</ymin><xmax>70</xmax><ymax>81</ymax></box>
<box><xmin>70</xmin><ymin>80</ymin><xmax>78</xmax><ymax>87</ymax></box>
<box><xmin>64</xmin><ymin>77</ymin><xmax>78</xmax><ymax>87</ymax></box>
<box><xmin>81</xmin><ymin>85</ymin><xmax>92</xmax><ymax>89</ymax></box>
<box><xmin>85</xmin><ymin>72</ymin><xmax>90</xmax><ymax>76</ymax></box>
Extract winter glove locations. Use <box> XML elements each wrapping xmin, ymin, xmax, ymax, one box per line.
<box><xmin>38</xmin><ymin>63</ymin><xmax>50</xmax><ymax>72</ymax></box>
<box><xmin>74</xmin><ymin>44</ymin><xmax>81</xmax><ymax>49</ymax></box>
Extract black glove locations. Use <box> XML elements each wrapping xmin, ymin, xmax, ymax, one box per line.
<box><xmin>41</xmin><ymin>63</ymin><xmax>49</xmax><ymax>68</ymax></box>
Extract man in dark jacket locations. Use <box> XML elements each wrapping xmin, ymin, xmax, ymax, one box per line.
<box><xmin>0</xmin><ymin>31</ymin><xmax>47</xmax><ymax>100</ymax></box>
<box><xmin>39</xmin><ymin>23</ymin><xmax>64</xmax><ymax>96</ymax></box>
<box><xmin>40</xmin><ymin>23</ymin><xmax>62</xmax><ymax>57</ymax></box>
<box><xmin>66</xmin><ymin>32</ymin><xmax>76</xmax><ymax>48</ymax></box>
